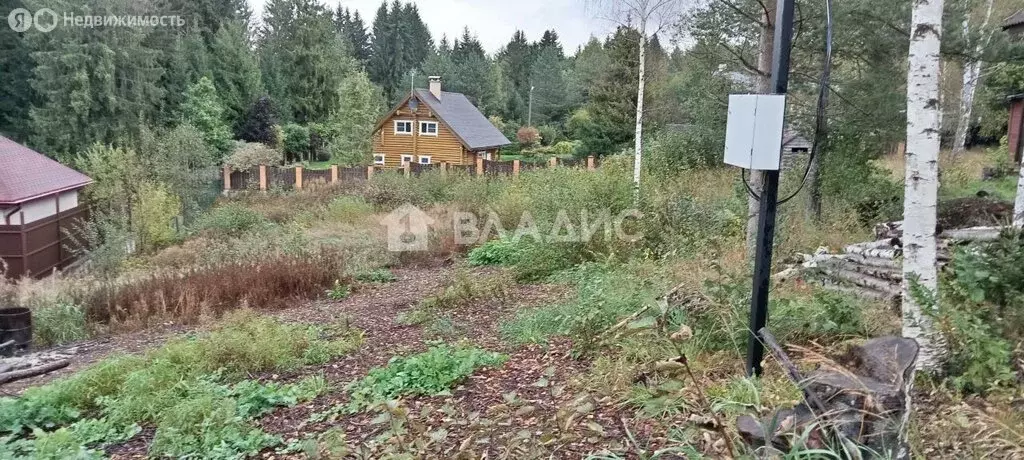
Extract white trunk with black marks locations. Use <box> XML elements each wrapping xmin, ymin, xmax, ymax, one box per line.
<box><xmin>746</xmin><ymin>1</ymin><xmax>775</xmax><ymax>259</ymax></box>
<box><xmin>633</xmin><ymin>16</ymin><xmax>647</xmax><ymax>202</ymax></box>
<box><xmin>953</xmin><ymin>0</ymin><xmax>995</xmax><ymax>155</ymax></box>
<box><xmin>1014</xmin><ymin>160</ymin><xmax>1024</xmax><ymax>228</ymax></box>
<box><xmin>899</xmin><ymin>0</ymin><xmax>946</xmax><ymax>456</ymax></box>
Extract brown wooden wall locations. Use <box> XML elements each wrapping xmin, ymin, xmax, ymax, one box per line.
<box><xmin>0</xmin><ymin>206</ymin><xmax>88</xmax><ymax>279</ymax></box>
<box><xmin>372</xmin><ymin>95</ymin><xmax>475</xmax><ymax>167</ymax></box>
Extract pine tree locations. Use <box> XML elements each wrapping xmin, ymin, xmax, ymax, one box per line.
<box><xmin>209</xmin><ymin>20</ymin><xmax>264</xmax><ymax>130</ymax></box>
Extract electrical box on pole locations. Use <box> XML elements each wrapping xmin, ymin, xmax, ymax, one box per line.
<box><xmin>722</xmin><ymin>0</ymin><xmax>797</xmax><ymax>378</ymax></box>
<box><xmin>724</xmin><ymin>94</ymin><xmax>787</xmax><ymax>171</ymax></box>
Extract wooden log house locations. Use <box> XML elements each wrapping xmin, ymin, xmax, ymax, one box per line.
<box><xmin>371</xmin><ymin>77</ymin><xmax>511</xmax><ymax>168</ymax></box>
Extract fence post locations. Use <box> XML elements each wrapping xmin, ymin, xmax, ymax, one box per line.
<box><xmin>587</xmin><ymin>155</ymin><xmax>595</xmax><ymax>171</ymax></box>
<box><xmin>367</xmin><ymin>165</ymin><xmax>374</xmax><ymax>179</ymax></box>
<box><xmin>440</xmin><ymin>162</ymin><xmax>448</xmax><ymax>176</ymax></box>
<box><xmin>513</xmin><ymin>159</ymin><xmax>520</xmax><ymax>177</ymax></box>
<box><xmin>476</xmin><ymin>156</ymin><xmax>484</xmax><ymax>177</ymax></box>
<box><xmin>330</xmin><ymin>164</ymin><xmax>339</xmax><ymax>183</ymax></box>
<box><xmin>259</xmin><ymin>164</ymin><xmax>267</xmax><ymax>191</ymax></box>
<box><xmin>548</xmin><ymin>157</ymin><xmax>558</xmax><ymax>168</ymax></box>
<box><xmin>295</xmin><ymin>166</ymin><xmax>303</xmax><ymax>190</ymax></box>
<box><xmin>404</xmin><ymin>161</ymin><xmax>411</xmax><ymax>178</ymax></box>
<box><xmin>223</xmin><ymin>165</ymin><xmax>231</xmax><ymax>194</ymax></box>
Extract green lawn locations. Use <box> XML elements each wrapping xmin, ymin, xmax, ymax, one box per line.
<box><xmin>941</xmin><ymin>174</ymin><xmax>1019</xmax><ymax>201</ymax></box>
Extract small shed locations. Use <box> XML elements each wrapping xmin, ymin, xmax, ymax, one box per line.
<box><xmin>1003</xmin><ymin>9</ymin><xmax>1024</xmax><ymax>37</ymax></box>
<box><xmin>0</xmin><ymin>136</ymin><xmax>92</xmax><ymax>278</ymax></box>
<box><xmin>1009</xmin><ymin>94</ymin><xmax>1024</xmax><ymax>164</ymax></box>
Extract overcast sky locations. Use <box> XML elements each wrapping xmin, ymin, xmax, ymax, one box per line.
<box><xmin>248</xmin><ymin>0</ymin><xmax>617</xmax><ymax>54</ymax></box>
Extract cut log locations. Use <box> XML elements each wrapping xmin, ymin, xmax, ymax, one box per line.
<box><xmin>874</xmin><ymin>221</ymin><xmax>903</xmax><ymax>240</ymax></box>
<box><xmin>0</xmin><ymin>360</ymin><xmax>69</xmax><ymax>385</ymax></box>
<box><xmin>940</xmin><ymin>226</ymin><xmax>1002</xmax><ymax>242</ymax></box>
<box><xmin>815</xmin><ymin>257</ymin><xmax>902</xmax><ymax>281</ymax></box>
<box><xmin>844</xmin><ymin>243</ymin><xmax>899</xmax><ymax>260</ymax></box>
<box><xmin>821</xmin><ymin>266</ymin><xmax>901</xmax><ymax>295</ymax></box>
<box><xmin>810</xmin><ymin>281</ymin><xmax>898</xmax><ymax>302</ymax></box>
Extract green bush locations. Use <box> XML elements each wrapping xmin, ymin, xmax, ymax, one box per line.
<box><xmin>31</xmin><ymin>302</ymin><xmax>89</xmax><ymax>347</ymax></box>
<box><xmin>347</xmin><ymin>343</ymin><xmax>506</xmax><ymax>410</ymax></box>
<box><xmin>467</xmin><ymin>238</ymin><xmax>524</xmax><ymax>266</ymax></box>
<box><xmin>224</xmin><ymin>142</ymin><xmax>282</xmax><ymax>171</ymax></box>
<box><xmin>933</xmin><ymin>231</ymin><xmax>1024</xmax><ymax>393</ymax></box>
<box><xmin>282</xmin><ymin>123</ymin><xmax>311</xmax><ymax>162</ymax></box>
<box><xmin>192</xmin><ymin>205</ymin><xmax>270</xmax><ymax>238</ymax></box>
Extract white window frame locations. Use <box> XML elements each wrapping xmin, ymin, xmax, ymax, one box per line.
<box><xmin>373</xmin><ymin>154</ymin><xmax>386</xmax><ymax>165</ymax></box>
<box><xmin>394</xmin><ymin>120</ymin><xmax>413</xmax><ymax>135</ymax></box>
<box><xmin>419</xmin><ymin>121</ymin><xmax>439</xmax><ymax>136</ymax></box>
<box><xmin>418</xmin><ymin>155</ymin><xmax>432</xmax><ymax>165</ymax></box>
<box><xmin>400</xmin><ymin>154</ymin><xmax>415</xmax><ymax>165</ymax></box>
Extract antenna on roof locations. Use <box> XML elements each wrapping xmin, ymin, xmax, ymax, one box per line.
<box><xmin>410</xmin><ymin>69</ymin><xmax>416</xmax><ymax>96</ymax></box>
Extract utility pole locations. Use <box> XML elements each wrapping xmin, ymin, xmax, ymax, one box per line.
<box><xmin>746</xmin><ymin>0</ymin><xmax>795</xmax><ymax>377</ymax></box>
<box><xmin>528</xmin><ymin>85</ymin><xmax>535</xmax><ymax>126</ymax></box>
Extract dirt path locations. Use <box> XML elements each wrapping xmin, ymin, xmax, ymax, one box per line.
<box><xmin>12</xmin><ymin>265</ymin><xmax>698</xmax><ymax>458</ymax></box>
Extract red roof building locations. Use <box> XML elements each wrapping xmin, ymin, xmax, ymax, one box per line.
<box><xmin>0</xmin><ymin>136</ymin><xmax>92</xmax><ymax>278</ymax></box>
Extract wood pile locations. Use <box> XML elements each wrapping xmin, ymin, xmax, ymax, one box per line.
<box><xmin>795</xmin><ymin>221</ymin><xmax>1006</xmax><ymax>302</ymax></box>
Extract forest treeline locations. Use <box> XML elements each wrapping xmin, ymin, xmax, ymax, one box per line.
<box><xmin>0</xmin><ymin>0</ymin><xmax>1021</xmax><ymax>180</ymax></box>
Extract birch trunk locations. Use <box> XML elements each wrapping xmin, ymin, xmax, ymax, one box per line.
<box><xmin>632</xmin><ymin>16</ymin><xmax>647</xmax><ymax>202</ymax></box>
<box><xmin>746</xmin><ymin>0</ymin><xmax>775</xmax><ymax>259</ymax></box>
<box><xmin>903</xmin><ymin>0</ymin><xmax>946</xmax><ymax>373</ymax></box>
<box><xmin>899</xmin><ymin>0</ymin><xmax>947</xmax><ymax>456</ymax></box>
<box><xmin>952</xmin><ymin>0</ymin><xmax>995</xmax><ymax>155</ymax></box>
<box><xmin>1014</xmin><ymin>159</ymin><xmax>1024</xmax><ymax>228</ymax></box>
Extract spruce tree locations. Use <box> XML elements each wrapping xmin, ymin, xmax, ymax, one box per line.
<box><xmin>28</xmin><ymin>0</ymin><xmax>164</xmax><ymax>158</ymax></box>
<box><xmin>209</xmin><ymin>20</ymin><xmax>264</xmax><ymax>130</ymax></box>
<box><xmin>0</xmin><ymin>0</ymin><xmax>34</xmax><ymax>141</ymax></box>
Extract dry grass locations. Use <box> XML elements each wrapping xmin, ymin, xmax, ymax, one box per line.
<box><xmin>874</xmin><ymin>148</ymin><xmax>992</xmax><ymax>188</ymax></box>
<box><xmin>83</xmin><ymin>249</ymin><xmax>348</xmax><ymax>330</ymax></box>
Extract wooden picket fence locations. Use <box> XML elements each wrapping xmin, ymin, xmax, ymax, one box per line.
<box><xmin>222</xmin><ymin>156</ymin><xmax>600</xmax><ymax>192</ymax></box>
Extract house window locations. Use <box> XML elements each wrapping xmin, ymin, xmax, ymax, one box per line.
<box><xmin>400</xmin><ymin>154</ymin><xmax>415</xmax><ymax>165</ymax></box>
<box><xmin>419</xmin><ymin>121</ymin><xmax>438</xmax><ymax>136</ymax></box>
<box><xmin>374</xmin><ymin>154</ymin><xmax>385</xmax><ymax>165</ymax></box>
<box><xmin>394</xmin><ymin>120</ymin><xmax>413</xmax><ymax>135</ymax></box>
<box><xmin>418</xmin><ymin>155</ymin><xmax>432</xmax><ymax>165</ymax></box>
<box><xmin>476</xmin><ymin>151</ymin><xmax>492</xmax><ymax>161</ymax></box>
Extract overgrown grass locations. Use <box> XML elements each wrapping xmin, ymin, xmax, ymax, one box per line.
<box><xmin>86</xmin><ymin>249</ymin><xmax>347</xmax><ymax>329</ymax></box>
<box><xmin>396</xmin><ymin>269</ymin><xmax>512</xmax><ymax>326</ymax></box>
<box><xmin>0</xmin><ymin>311</ymin><xmax>360</xmax><ymax>458</ymax></box>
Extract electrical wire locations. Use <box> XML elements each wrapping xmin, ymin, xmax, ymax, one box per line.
<box><xmin>742</xmin><ymin>0</ymin><xmax>833</xmax><ymax>204</ymax></box>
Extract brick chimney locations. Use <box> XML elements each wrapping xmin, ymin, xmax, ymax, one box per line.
<box><xmin>428</xmin><ymin>76</ymin><xmax>442</xmax><ymax>100</ymax></box>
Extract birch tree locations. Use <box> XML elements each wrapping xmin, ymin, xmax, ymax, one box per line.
<box><xmin>952</xmin><ymin>0</ymin><xmax>995</xmax><ymax>155</ymax></box>
<box><xmin>903</xmin><ymin>0</ymin><xmax>946</xmax><ymax>373</ymax></box>
<box><xmin>588</xmin><ymin>0</ymin><xmax>683</xmax><ymax>199</ymax></box>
